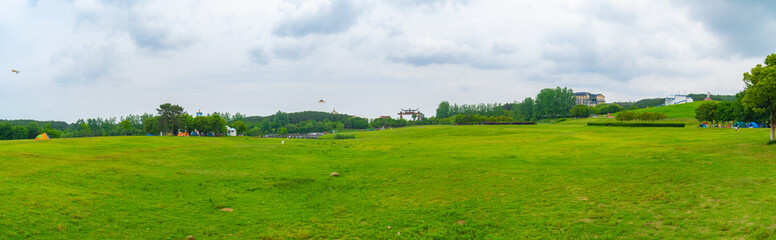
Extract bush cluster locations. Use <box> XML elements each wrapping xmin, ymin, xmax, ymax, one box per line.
<box><xmin>332</xmin><ymin>134</ymin><xmax>355</xmax><ymax>139</ymax></box>
<box><xmin>587</xmin><ymin>123</ymin><xmax>685</xmax><ymax>127</ymax></box>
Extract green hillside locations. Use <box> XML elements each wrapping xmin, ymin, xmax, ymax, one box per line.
<box><xmin>1</xmin><ymin>124</ymin><xmax>775</xmax><ymax>238</ymax></box>
<box><xmin>628</xmin><ymin>100</ymin><xmax>711</xmax><ymax>119</ymax></box>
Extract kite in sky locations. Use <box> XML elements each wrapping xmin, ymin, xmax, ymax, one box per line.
<box><xmin>11</xmin><ymin>69</ymin><xmax>20</xmax><ymax>74</ymax></box>
<box><xmin>318</xmin><ymin>99</ymin><xmax>326</xmax><ymax>103</ymax></box>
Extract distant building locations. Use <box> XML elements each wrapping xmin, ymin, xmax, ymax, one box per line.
<box><xmin>380</xmin><ymin>116</ymin><xmax>391</xmax><ymax>119</ymax></box>
<box><xmin>665</xmin><ymin>94</ymin><xmax>693</xmax><ymax>106</ymax></box>
<box><xmin>574</xmin><ymin>92</ymin><xmax>605</xmax><ymax>106</ymax></box>
<box><xmin>331</xmin><ymin>109</ymin><xmax>339</xmax><ymax>114</ymax></box>
<box><xmin>226</xmin><ymin>126</ymin><xmax>237</xmax><ymax>136</ymax></box>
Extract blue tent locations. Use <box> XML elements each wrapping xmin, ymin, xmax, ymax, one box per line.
<box><xmin>747</xmin><ymin>122</ymin><xmax>759</xmax><ymax>128</ymax></box>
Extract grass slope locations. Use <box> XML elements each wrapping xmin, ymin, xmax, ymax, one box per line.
<box><xmin>1</xmin><ymin>124</ymin><xmax>775</xmax><ymax>239</ymax></box>
<box><xmin>628</xmin><ymin>101</ymin><xmax>710</xmax><ymax>119</ymax></box>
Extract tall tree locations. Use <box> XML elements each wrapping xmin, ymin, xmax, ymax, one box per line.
<box><xmin>233</xmin><ymin>120</ymin><xmax>247</xmax><ymax>135</ymax></box>
<box><xmin>25</xmin><ymin>122</ymin><xmax>41</xmax><ymax>139</ymax></box>
<box><xmin>520</xmin><ymin>97</ymin><xmax>534</xmax><ymax>120</ymax></box>
<box><xmin>535</xmin><ymin>87</ymin><xmax>574</xmax><ymax>118</ymax></box>
<box><xmin>210</xmin><ymin>115</ymin><xmax>228</xmax><ymax>135</ymax></box>
<box><xmin>695</xmin><ymin>102</ymin><xmax>719</xmax><ymax>123</ymax></box>
<box><xmin>120</xmin><ymin>119</ymin><xmax>132</xmax><ymax>136</ymax></box>
<box><xmin>742</xmin><ymin>53</ymin><xmax>776</xmax><ymax>142</ymax></box>
<box><xmin>143</xmin><ymin>116</ymin><xmax>159</xmax><ymax>135</ymax></box>
<box><xmin>156</xmin><ymin>103</ymin><xmax>185</xmax><ymax>135</ymax></box>
<box><xmin>436</xmin><ymin>101</ymin><xmax>451</xmax><ymax>119</ymax></box>
<box><xmin>273</xmin><ymin>111</ymin><xmax>290</xmax><ymax>127</ymax></box>
<box><xmin>11</xmin><ymin>126</ymin><xmax>27</xmax><ymax>140</ymax></box>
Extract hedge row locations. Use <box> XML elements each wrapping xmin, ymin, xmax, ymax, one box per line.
<box><xmin>587</xmin><ymin>123</ymin><xmax>685</xmax><ymax>127</ymax></box>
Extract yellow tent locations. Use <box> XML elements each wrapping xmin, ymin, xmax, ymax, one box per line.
<box><xmin>35</xmin><ymin>133</ymin><xmax>50</xmax><ymax>140</ymax></box>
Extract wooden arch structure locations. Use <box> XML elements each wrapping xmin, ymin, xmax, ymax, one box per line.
<box><xmin>398</xmin><ymin>108</ymin><xmax>422</xmax><ymax>120</ymax></box>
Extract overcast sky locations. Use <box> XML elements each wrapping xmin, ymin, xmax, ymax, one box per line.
<box><xmin>1</xmin><ymin>0</ymin><xmax>775</xmax><ymax>122</ymax></box>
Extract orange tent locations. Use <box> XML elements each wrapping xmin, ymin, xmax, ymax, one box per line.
<box><xmin>35</xmin><ymin>133</ymin><xmax>50</xmax><ymax>140</ymax></box>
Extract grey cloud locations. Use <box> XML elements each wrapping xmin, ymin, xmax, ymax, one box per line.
<box><xmin>490</xmin><ymin>41</ymin><xmax>517</xmax><ymax>55</ymax></box>
<box><xmin>50</xmin><ymin>44</ymin><xmax>124</xmax><ymax>86</ymax></box>
<box><xmin>73</xmin><ymin>1</ymin><xmax>197</xmax><ymax>52</ymax></box>
<box><xmin>128</xmin><ymin>14</ymin><xmax>197</xmax><ymax>52</ymax></box>
<box><xmin>682</xmin><ymin>0</ymin><xmax>776</xmax><ymax>56</ymax></box>
<box><xmin>248</xmin><ymin>47</ymin><xmax>270</xmax><ymax>65</ymax></box>
<box><xmin>97</xmin><ymin>0</ymin><xmax>144</xmax><ymax>8</ymax></box>
<box><xmin>540</xmin><ymin>32</ymin><xmax>638</xmax><ymax>81</ymax></box>
<box><xmin>392</xmin><ymin>0</ymin><xmax>470</xmax><ymax>7</ymax></box>
<box><xmin>389</xmin><ymin>52</ymin><xmax>466</xmax><ymax>66</ymax></box>
<box><xmin>387</xmin><ymin>39</ymin><xmax>511</xmax><ymax>69</ymax></box>
<box><xmin>270</xmin><ymin>38</ymin><xmax>321</xmax><ymax>60</ymax></box>
<box><xmin>272</xmin><ymin>1</ymin><xmax>359</xmax><ymax>37</ymax></box>
<box><xmin>271</xmin><ymin>45</ymin><xmax>308</xmax><ymax>60</ymax></box>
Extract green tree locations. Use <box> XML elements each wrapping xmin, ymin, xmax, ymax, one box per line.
<box><xmin>519</xmin><ymin>97</ymin><xmax>534</xmax><ymax>120</ymax></box>
<box><xmin>714</xmin><ymin>101</ymin><xmax>735</xmax><ymax>124</ymax></box>
<box><xmin>79</xmin><ymin>123</ymin><xmax>92</xmax><ymax>137</ymax></box>
<box><xmin>193</xmin><ymin>116</ymin><xmax>212</xmax><ymax>135</ymax></box>
<box><xmin>615</xmin><ymin>111</ymin><xmax>636</xmax><ymax>121</ymax></box>
<box><xmin>597</xmin><ymin>103</ymin><xmax>624</xmax><ymax>115</ymax></box>
<box><xmin>260</xmin><ymin>119</ymin><xmax>271</xmax><ymax>133</ymax></box>
<box><xmin>233</xmin><ymin>120</ymin><xmax>248</xmax><ymax>135</ymax></box>
<box><xmin>41</xmin><ymin>123</ymin><xmax>61</xmax><ymax>138</ymax></box>
<box><xmin>0</xmin><ymin>122</ymin><xmax>11</xmax><ymax>140</ymax></box>
<box><xmin>210</xmin><ymin>115</ymin><xmax>227</xmax><ymax>135</ymax></box>
<box><xmin>535</xmin><ymin>87</ymin><xmax>574</xmax><ymax>119</ymax></box>
<box><xmin>570</xmin><ymin>105</ymin><xmax>591</xmax><ymax>118</ymax></box>
<box><xmin>695</xmin><ymin>102</ymin><xmax>719</xmax><ymax>123</ymax></box>
<box><xmin>120</xmin><ymin>119</ymin><xmax>132</xmax><ymax>136</ymax></box>
<box><xmin>247</xmin><ymin>127</ymin><xmax>261</xmax><ymax>136</ymax></box>
<box><xmin>177</xmin><ymin>114</ymin><xmax>194</xmax><ymax>133</ymax></box>
<box><xmin>11</xmin><ymin>126</ymin><xmax>27</xmax><ymax>140</ymax></box>
<box><xmin>436</xmin><ymin>101</ymin><xmax>450</xmax><ymax>118</ymax></box>
<box><xmin>273</xmin><ymin>111</ymin><xmax>290</xmax><ymax>126</ymax></box>
<box><xmin>156</xmin><ymin>103</ymin><xmax>185</xmax><ymax>135</ymax></box>
<box><xmin>143</xmin><ymin>116</ymin><xmax>159</xmax><ymax>135</ymax></box>
<box><xmin>742</xmin><ymin>53</ymin><xmax>776</xmax><ymax>142</ymax></box>
<box><xmin>278</xmin><ymin>127</ymin><xmax>289</xmax><ymax>135</ymax></box>
<box><xmin>25</xmin><ymin>122</ymin><xmax>41</xmax><ymax>139</ymax></box>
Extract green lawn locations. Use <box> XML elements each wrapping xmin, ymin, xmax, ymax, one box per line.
<box><xmin>628</xmin><ymin>101</ymin><xmax>710</xmax><ymax>119</ymax></box>
<box><xmin>1</xmin><ymin>123</ymin><xmax>775</xmax><ymax>239</ymax></box>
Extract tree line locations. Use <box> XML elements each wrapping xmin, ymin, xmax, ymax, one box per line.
<box><xmin>694</xmin><ymin>53</ymin><xmax>775</xmax><ymax>142</ymax></box>
<box><xmin>433</xmin><ymin>87</ymin><xmax>629</xmax><ymax>124</ymax></box>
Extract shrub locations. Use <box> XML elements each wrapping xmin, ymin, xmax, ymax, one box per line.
<box><xmin>333</xmin><ymin>134</ymin><xmax>355</xmax><ymax>139</ymax></box>
<box><xmin>587</xmin><ymin>123</ymin><xmax>685</xmax><ymax>127</ymax></box>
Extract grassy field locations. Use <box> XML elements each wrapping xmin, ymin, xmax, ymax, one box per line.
<box><xmin>627</xmin><ymin>101</ymin><xmax>709</xmax><ymax>119</ymax></box>
<box><xmin>1</xmin><ymin>122</ymin><xmax>775</xmax><ymax>239</ymax></box>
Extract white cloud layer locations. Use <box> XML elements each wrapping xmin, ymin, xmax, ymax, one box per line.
<box><xmin>1</xmin><ymin>0</ymin><xmax>774</xmax><ymax>122</ymax></box>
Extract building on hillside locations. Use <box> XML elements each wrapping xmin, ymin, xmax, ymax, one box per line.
<box><xmin>380</xmin><ymin>116</ymin><xmax>391</xmax><ymax>119</ymax></box>
<box><xmin>226</xmin><ymin>126</ymin><xmax>237</xmax><ymax>136</ymax></box>
<box><xmin>331</xmin><ymin>109</ymin><xmax>339</xmax><ymax>114</ymax></box>
<box><xmin>574</xmin><ymin>92</ymin><xmax>605</xmax><ymax>106</ymax></box>
<box><xmin>665</xmin><ymin>94</ymin><xmax>693</xmax><ymax>106</ymax></box>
